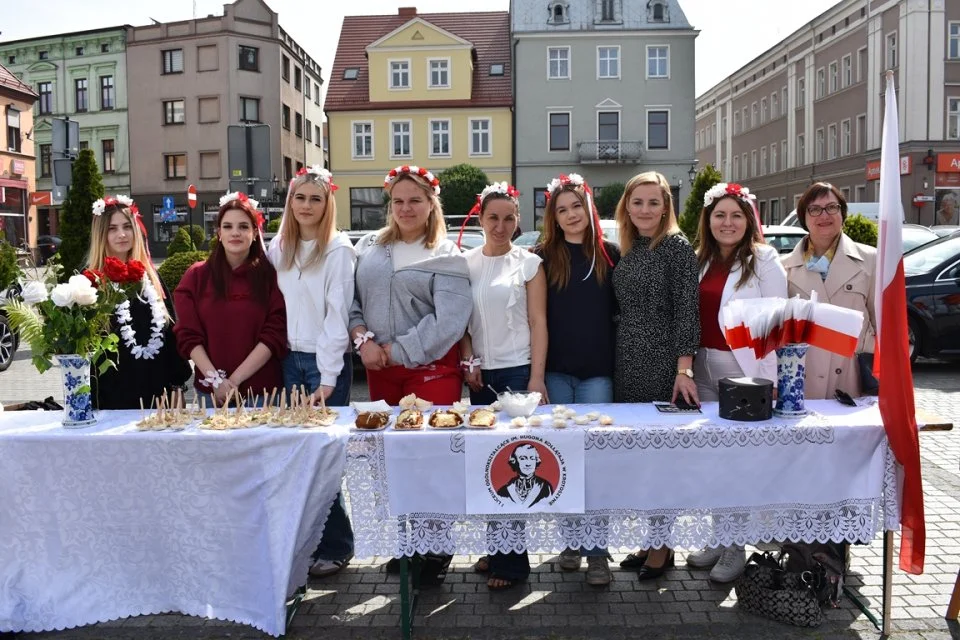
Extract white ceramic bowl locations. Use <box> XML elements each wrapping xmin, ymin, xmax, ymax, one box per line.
<box><xmin>498</xmin><ymin>391</ymin><xmax>542</xmax><ymax>417</ymax></box>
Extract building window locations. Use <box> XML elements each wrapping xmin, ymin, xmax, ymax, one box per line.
<box><xmin>38</xmin><ymin>82</ymin><xmax>53</xmax><ymax>115</ymax></box>
<box><xmin>549</xmin><ymin>2</ymin><xmax>568</xmax><ymax>24</ymax></box>
<box><xmin>430</xmin><ymin>119</ymin><xmax>451</xmax><ymax>156</ymax></box>
<box><xmin>164</xmin><ymin>153</ymin><xmax>186</xmax><ymax>179</ymax></box>
<box><xmin>647</xmin><ymin>46</ymin><xmax>668</xmax><ymax>78</ymax></box>
<box><xmin>163</xmin><ymin>99</ymin><xmax>185</xmax><ymax>125</ymax></box>
<box><xmin>239</xmin><ymin>45</ymin><xmax>258</xmax><ymax>71</ymax></box>
<box><xmin>647</xmin><ymin>110</ymin><xmax>669</xmax><ymax>149</ymax></box>
<box><xmin>200</xmin><ymin>151</ymin><xmax>220</xmax><ymax>179</ymax></box>
<box><xmin>856</xmin><ymin>114</ymin><xmax>867</xmax><ymax>151</ymax></box>
<box><xmin>829</xmin><ymin>61</ymin><xmax>838</xmax><ymax>93</ymax></box>
<box><xmin>598</xmin><ymin>111</ymin><xmax>619</xmax><ymax>146</ymax></box>
<box><xmin>815</xmin><ymin>128</ymin><xmax>824</xmax><ymax>161</ymax></box>
<box><xmin>470</xmin><ymin>119</ymin><xmax>491</xmax><ymax>155</ymax></box>
<box><xmin>76</xmin><ymin>47</ymin><xmax>84</xmax><ymax>56</ymax></box>
<box><xmin>797</xmin><ymin>134</ymin><xmax>805</xmax><ymax>165</ymax></box>
<box><xmin>294</xmin><ymin>67</ymin><xmax>302</xmax><ymax>92</ymax></box>
<box><xmin>760</xmin><ymin>147</ymin><xmax>767</xmax><ymax>175</ymax></box>
<box><xmin>304</xmin><ymin>79</ymin><xmax>311</xmax><ymax>99</ymax></box>
<box><xmin>240</xmin><ymin>97</ymin><xmax>260</xmax><ymax>123</ymax></box>
<box><xmin>295</xmin><ymin>112</ymin><xmax>303</xmax><ymax>138</ymax></box>
<box><xmin>732</xmin><ymin>155</ymin><xmax>739</xmax><ymax>181</ymax></box>
<box><xmin>841</xmin><ymin>119</ymin><xmax>851</xmax><ymax>156</ymax></box>
<box><xmin>283</xmin><ymin>157</ymin><xmax>292</xmax><ymax>182</ymax></box>
<box><xmin>281</xmin><ymin>104</ymin><xmax>290</xmax><ymax>130</ymax></box>
<box><xmin>74</xmin><ymin>78</ymin><xmax>88</xmax><ymax>112</ymax></box>
<box><xmin>741</xmin><ymin>107</ymin><xmax>748</xmax><ymax>129</ymax></box>
<box><xmin>40</xmin><ymin>144</ymin><xmax>52</xmax><ymax>177</ymax></box>
<box><xmin>314</xmin><ymin>83</ymin><xmax>321</xmax><ymax>105</ymax></box>
<box><xmin>751</xmin><ymin>150</ymin><xmax>758</xmax><ymax>177</ymax></box>
<box><xmin>781</xmin><ymin>86</ymin><xmax>787</xmax><ymax>112</ymax></box>
<box><xmin>771</xmin><ymin>92</ymin><xmax>778</xmax><ymax>119</ymax></box>
<box><xmin>162</xmin><ymin>49</ymin><xmax>184</xmax><ymax>74</ymax></box>
<box><xmin>797</xmin><ymin>78</ymin><xmax>805</xmax><ymax>108</ymax></box>
<box><xmin>598</xmin><ymin>47</ymin><xmax>619</xmax><ymax>78</ymax></box>
<box><xmin>78</xmin><ymin>141</ymin><xmax>88</xmax><ymax>151</ymax></box>
<box><xmin>7</xmin><ymin>55</ymin><xmax>15</xmax><ymax>64</ymax></box>
<box><xmin>429</xmin><ymin>59</ymin><xmax>449</xmax><ymax>88</ymax></box>
<box><xmin>100</xmin><ymin>75</ymin><xmax>114</xmax><ymax>110</ymax></box>
<box><xmin>741</xmin><ymin>153</ymin><xmax>748</xmax><ymax>178</ymax></box>
<box><xmin>5</xmin><ymin>107</ymin><xmax>20</xmax><ymax>152</ymax></box>
<box><xmin>950</xmin><ymin>22</ymin><xmax>960</xmax><ymax>60</ymax></box>
<box><xmin>949</xmin><ymin>98</ymin><xmax>960</xmax><ymax>139</ymax></box>
<box><xmin>733</xmin><ymin>111</ymin><xmax>740</xmax><ymax>134</ymax></box>
<box><xmin>197</xmin><ymin>97</ymin><xmax>219</xmax><ymax>124</ymax></box>
<box><xmin>353</xmin><ymin>122</ymin><xmax>373</xmax><ymax>158</ymax></box>
<box><xmin>391</xmin><ymin>121</ymin><xmax>412</xmax><ymax>157</ymax></box>
<box><xmin>761</xmin><ymin>97</ymin><xmax>767</xmax><ymax>123</ymax></box>
<box><xmin>648</xmin><ymin>0</ymin><xmax>667</xmax><ymax>22</ymax></box>
<box><xmin>751</xmin><ymin>102</ymin><xmax>758</xmax><ymax>127</ymax></box>
<box><xmin>390</xmin><ymin>60</ymin><xmax>410</xmax><ymax>89</ymax></box>
<box><xmin>549</xmin><ymin>112</ymin><xmax>570</xmax><ymax>151</ymax></box>
<box><xmin>315</xmin><ymin>124</ymin><xmax>322</xmax><ymax>148</ymax></box>
<box><xmin>281</xmin><ymin>55</ymin><xmax>290</xmax><ymax>81</ymax></box>
<box><xmin>770</xmin><ymin>198</ymin><xmax>781</xmax><ymax>224</ymax></box>
<box><xmin>351</xmin><ymin>187</ymin><xmax>387</xmax><ymax>229</ymax></box>
<box><xmin>816</xmin><ymin>68</ymin><xmax>825</xmax><ymax>99</ymax></box>
<box><xmin>781</xmin><ymin>140</ymin><xmax>788</xmax><ymax>170</ymax></box>
<box><xmin>305</xmin><ymin>119</ymin><xmax>312</xmax><ymax>142</ymax></box>
<box><xmin>39</xmin><ymin>51</ymin><xmax>49</xmax><ymax>60</ymax></box>
<box><xmin>886</xmin><ymin>32</ymin><xmax>897</xmax><ymax>68</ymax></box>
<box><xmin>600</xmin><ymin>0</ymin><xmax>617</xmax><ymax>21</ymax></box>
<box><xmin>828</xmin><ymin>123</ymin><xmax>837</xmax><ymax>159</ymax></box>
<box><xmin>842</xmin><ymin>55</ymin><xmax>852</xmax><ymax>88</ymax></box>
<box><xmin>770</xmin><ymin>143</ymin><xmax>777</xmax><ymax>173</ymax></box>
<box><xmin>101</xmin><ymin>43</ymin><xmax>109</xmax><ymax>53</ymax></box>
<box><xmin>548</xmin><ymin>47</ymin><xmax>570</xmax><ymax>79</ymax></box>
<box><xmin>102</xmin><ymin>139</ymin><xmax>115</xmax><ymax>173</ymax></box>
<box><xmin>490</xmin><ymin>63</ymin><xmax>505</xmax><ymax>76</ymax></box>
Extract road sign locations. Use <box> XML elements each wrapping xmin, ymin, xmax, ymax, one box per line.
<box><xmin>187</xmin><ymin>184</ymin><xmax>197</xmax><ymax>208</ymax></box>
<box><xmin>51</xmin><ymin>118</ymin><xmax>80</xmax><ymax>160</ymax></box>
<box><xmin>53</xmin><ymin>159</ymin><xmax>73</xmax><ymax>187</ymax></box>
<box><xmin>227</xmin><ymin>124</ymin><xmax>272</xmax><ymax>198</ymax></box>
<box><xmin>162</xmin><ymin>196</ymin><xmax>175</xmax><ymax>211</ymax></box>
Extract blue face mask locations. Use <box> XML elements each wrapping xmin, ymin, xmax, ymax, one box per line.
<box><xmin>805</xmin><ymin>254</ymin><xmax>831</xmax><ymax>281</ymax></box>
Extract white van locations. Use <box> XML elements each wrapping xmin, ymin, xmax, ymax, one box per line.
<box><xmin>781</xmin><ymin>202</ymin><xmax>881</xmax><ymax>227</ymax></box>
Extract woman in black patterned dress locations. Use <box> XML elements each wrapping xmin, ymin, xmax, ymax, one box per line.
<box><xmin>612</xmin><ymin>170</ymin><xmax>700</xmax><ymax>580</ymax></box>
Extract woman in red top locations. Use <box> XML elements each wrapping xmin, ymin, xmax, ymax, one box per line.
<box><xmin>686</xmin><ymin>182</ymin><xmax>786</xmax><ymax>583</ymax></box>
<box><xmin>174</xmin><ymin>193</ymin><xmax>288</xmax><ymax>406</ymax></box>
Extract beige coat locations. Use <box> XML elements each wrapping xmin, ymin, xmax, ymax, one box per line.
<box><xmin>782</xmin><ymin>234</ymin><xmax>878</xmax><ymax>399</ymax></box>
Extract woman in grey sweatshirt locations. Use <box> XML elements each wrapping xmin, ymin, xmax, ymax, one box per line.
<box><xmin>348</xmin><ymin>165</ymin><xmax>472</xmax><ymax>405</ymax></box>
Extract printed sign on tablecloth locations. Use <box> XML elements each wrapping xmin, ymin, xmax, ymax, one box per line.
<box><xmin>465</xmin><ymin>431</ymin><xmax>584</xmax><ymax>515</ymax></box>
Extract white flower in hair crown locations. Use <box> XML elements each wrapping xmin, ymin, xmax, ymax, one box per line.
<box><xmin>480</xmin><ymin>181</ymin><xmax>520</xmax><ymax>201</ymax></box>
<box><xmin>384</xmin><ymin>165</ymin><xmax>441</xmax><ymax>195</ymax></box>
<box><xmin>91</xmin><ymin>195</ymin><xmax>134</xmax><ymax>216</ymax></box>
<box><xmin>297</xmin><ymin>165</ymin><xmax>338</xmax><ymax>191</ymax></box>
<box><xmin>219</xmin><ymin>191</ymin><xmax>260</xmax><ymax>210</ymax></box>
<box><xmin>703</xmin><ymin>182</ymin><xmax>754</xmax><ymax>207</ymax></box>
<box><xmin>545</xmin><ymin>173</ymin><xmax>585</xmax><ymax>197</ymax></box>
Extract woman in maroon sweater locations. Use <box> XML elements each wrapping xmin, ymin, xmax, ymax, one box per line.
<box><xmin>174</xmin><ymin>193</ymin><xmax>287</xmax><ymax>405</ymax></box>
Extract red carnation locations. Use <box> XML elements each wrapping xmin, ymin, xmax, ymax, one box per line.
<box><xmin>255</xmin><ymin>211</ymin><xmax>265</xmax><ymax>230</ymax></box>
<box><xmin>330</xmin><ymin>184</ymin><xmax>339</xmax><ymax>192</ymax></box>
<box><xmin>726</xmin><ymin>183</ymin><xmax>743</xmax><ymax>195</ymax></box>
<box><xmin>82</xmin><ymin>269</ymin><xmax>102</xmax><ymax>286</ymax></box>
<box><xmin>126</xmin><ymin>260</ymin><xmax>146</xmax><ymax>282</ymax></box>
<box><xmin>418</xmin><ymin>167</ymin><xmax>427</xmax><ymax>176</ymax></box>
<box><xmin>401</xmin><ymin>165</ymin><xmax>410</xmax><ymax>173</ymax></box>
<box><xmin>431</xmin><ymin>178</ymin><xmax>440</xmax><ymax>186</ymax></box>
<box><xmin>388</xmin><ymin>169</ymin><xmax>398</xmax><ymax>177</ymax></box>
<box><xmin>103</xmin><ymin>256</ymin><xmax>128</xmax><ymax>282</ymax></box>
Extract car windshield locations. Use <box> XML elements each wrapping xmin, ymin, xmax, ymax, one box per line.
<box><xmin>902</xmin><ymin>227</ymin><xmax>938</xmax><ymax>253</ymax></box>
<box><xmin>903</xmin><ymin>235</ymin><xmax>960</xmax><ymax>276</ymax></box>
<box><xmin>513</xmin><ymin>231</ymin><xmax>541</xmax><ymax>247</ymax></box>
<box><xmin>764</xmin><ymin>233</ymin><xmax>805</xmax><ymax>254</ymax></box>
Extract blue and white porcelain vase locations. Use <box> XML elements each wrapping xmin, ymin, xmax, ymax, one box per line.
<box><xmin>774</xmin><ymin>343</ymin><xmax>809</xmax><ymax>417</ymax></box>
<box><xmin>56</xmin><ymin>354</ymin><xmax>97</xmax><ymax>428</ymax></box>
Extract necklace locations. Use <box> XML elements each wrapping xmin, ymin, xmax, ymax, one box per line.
<box><xmin>115</xmin><ymin>276</ymin><xmax>166</xmax><ymax>360</ymax></box>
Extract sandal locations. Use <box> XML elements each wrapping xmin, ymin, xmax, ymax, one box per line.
<box><xmin>487</xmin><ymin>574</ymin><xmax>525</xmax><ymax>591</ymax></box>
<box><xmin>619</xmin><ymin>550</ymin><xmax>648</xmax><ymax>569</ymax></box>
<box><xmin>473</xmin><ymin>555</ymin><xmax>490</xmax><ymax>574</ymax></box>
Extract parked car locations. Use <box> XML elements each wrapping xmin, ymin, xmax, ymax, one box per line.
<box><xmin>902</xmin><ymin>224</ymin><xmax>939</xmax><ymax>253</ymax></box>
<box><xmin>35</xmin><ymin>235</ymin><xmax>61</xmax><ymax>265</ymax></box>
<box><xmin>599</xmin><ymin>219</ymin><xmax>619</xmax><ymax>246</ymax></box>
<box><xmin>450</xmin><ymin>230</ymin><xmax>485</xmax><ymax>250</ymax></box>
<box><xmin>762</xmin><ymin>225</ymin><xmax>808</xmax><ymax>254</ymax></box>
<box><xmin>931</xmin><ymin>225</ymin><xmax>960</xmax><ymax>238</ymax></box>
<box><xmin>0</xmin><ymin>282</ymin><xmax>22</xmax><ymax>372</ymax></box>
<box><xmin>904</xmin><ymin>233</ymin><xmax>960</xmax><ymax>362</ymax></box>
<box><xmin>514</xmin><ymin>230</ymin><xmax>541</xmax><ymax>249</ymax></box>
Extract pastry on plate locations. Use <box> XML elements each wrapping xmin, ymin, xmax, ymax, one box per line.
<box><xmin>395</xmin><ymin>409</ymin><xmax>424</xmax><ymax>430</ymax></box>
<box><xmin>428</xmin><ymin>409</ymin><xmax>463</xmax><ymax>428</ymax></box>
<box><xmin>399</xmin><ymin>393</ymin><xmax>433</xmax><ymax>411</ymax></box>
<box><xmin>355</xmin><ymin>411</ymin><xmax>390</xmax><ymax>429</ymax></box>
<box><xmin>468</xmin><ymin>408</ymin><xmax>497</xmax><ymax>428</ymax></box>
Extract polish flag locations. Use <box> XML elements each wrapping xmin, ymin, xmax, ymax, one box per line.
<box><xmin>875</xmin><ymin>70</ymin><xmax>924</xmax><ymax>574</ymax></box>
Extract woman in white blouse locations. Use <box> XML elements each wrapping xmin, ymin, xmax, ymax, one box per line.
<box><xmin>459</xmin><ymin>182</ymin><xmax>547</xmax><ymax>591</ymax></box>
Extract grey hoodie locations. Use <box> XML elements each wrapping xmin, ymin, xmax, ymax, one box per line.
<box><xmin>349</xmin><ymin>233</ymin><xmax>472</xmax><ymax>368</ymax></box>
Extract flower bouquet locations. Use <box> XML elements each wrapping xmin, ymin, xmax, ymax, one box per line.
<box><xmin>2</xmin><ymin>259</ymin><xmax>130</xmax><ymax>427</ymax></box>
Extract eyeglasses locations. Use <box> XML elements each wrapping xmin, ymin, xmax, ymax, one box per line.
<box><xmin>806</xmin><ymin>203</ymin><xmax>842</xmax><ymax>217</ymax></box>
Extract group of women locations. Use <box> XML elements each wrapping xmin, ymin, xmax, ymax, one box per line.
<box><xmin>82</xmin><ymin>160</ymin><xmax>877</xmax><ymax>589</ymax></box>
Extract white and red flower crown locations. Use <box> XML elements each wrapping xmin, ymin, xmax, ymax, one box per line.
<box><xmin>703</xmin><ymin>182</ymin><xmax>755</xmax><ymax>207</ymax></box>
<box><xmin>545</xmin><ymin>173</ymin><xmax>585</xmax><ymax>199</ymax></box>
<box><xmin>384</xmin><ymin>165</ymin><xmax>440</xmax><ymax>195</ymax></box>
<box><xmin>479</xmin><ymin>181</ymin><xmax>520</xmax><ymax>202</ymax></box>
<box><xmin>92</xmin><ymin>195</ymin><xmax>135</xmax><ymax>216</ymax></box>
<box><xmin>219</xmin><ymin>191</ymin><xmax>264</xmax><ymax>229</ymax></box>
<box><xmin>296</xmin><ymin>164</ymin><xmax>338</xmax><ymax>192</ymax></box>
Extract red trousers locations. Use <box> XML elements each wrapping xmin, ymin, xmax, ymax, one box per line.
<box><xmin>366</xmin><ymin>346</ymin><xmax>463</xmax><ymax>405</ymax></box>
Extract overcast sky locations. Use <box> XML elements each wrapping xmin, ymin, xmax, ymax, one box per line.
<box><xmin>1</xmin><ymin>0</ymin><xmax>839</xmax><ymax>96</ymax></box>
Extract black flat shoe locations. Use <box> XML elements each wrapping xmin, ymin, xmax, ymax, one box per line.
<box><xmin>619</xmin><ymin>551</ymin><xmax>648</xmax><ymax>569</ymax></box>
<box><xmin>635</xmin><ymin>551</ymin><xmax>675</xmax><ymax>581</ymax></box>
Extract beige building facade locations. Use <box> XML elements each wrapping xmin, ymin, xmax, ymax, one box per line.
<box><xmin>0</xmin><ymin>63</ymin><xmax>38</xmax><ymax>250</ymax></box>
<box><xmin>696</xmin><ymin>0</ymin><xmax>960</xmax><ymax>226</ymax></box>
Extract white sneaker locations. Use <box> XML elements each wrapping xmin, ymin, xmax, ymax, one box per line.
<box><xmin>709</xmin><ymin>546</ymin><xmax>746</xmax><ymax>583</ymax></box>
<box><xmin>686</xmin><ymin>546</ymin><xmax>723</xmax><ymax>568</ymax></box>
<box><xmin>309</xmin><ymin>554</ymin><xmax>353</xmax><ymax>578</ymax></box>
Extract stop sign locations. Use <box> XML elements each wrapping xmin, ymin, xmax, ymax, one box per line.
<box><xmin>187</xmin><ymin>184</ymin><xmax>197</xmax><ymax>208</ymax></box>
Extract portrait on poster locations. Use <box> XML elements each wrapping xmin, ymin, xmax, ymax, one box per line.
<box><xmin>934</xmin><ymin>190</ymin><xmax>960</xmax><ymax>226</ymax></box>
<box><xmin>465</xmin><ymin>432</ymin><xmax>584</xmax><ymax>514</ymax></box>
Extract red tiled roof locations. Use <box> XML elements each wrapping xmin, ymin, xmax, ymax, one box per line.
<box><xmin>325</xmin><ymin>11</ymin><xmax>511</xmax><ymax>112</ymax></box>
<box><xmin>0</xmin><ymin>62</ymin><xmax>38</xmax><ymax>99</ymax></box>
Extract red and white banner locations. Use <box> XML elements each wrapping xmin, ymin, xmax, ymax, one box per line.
<box><xmin>875</xmin><ymin>70</ymin><xmax>924</xmax><ymax>574</ymax></box>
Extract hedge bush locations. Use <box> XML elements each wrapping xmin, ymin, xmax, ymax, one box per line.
<box><xmin>266</xmin><ymin>218</ymin><xmax>281</xmax><ymax>233</ymax></box>
<box><xmin>157</xmin><ymin>250</ymin><xmax>208</xmax><ymax>291</ymax></box>
<box><xmin>843</xmin><ymin>214</ymin><xmax>878</xmax><ymax>247</ymax></box>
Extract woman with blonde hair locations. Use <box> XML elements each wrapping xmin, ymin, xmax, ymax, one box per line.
<box><xmin>349</xmin><ymin>165</ymin><xmax>471</xmax><ymax>405</ymax></box>
<box><xmin>86</xmin><ymin>195</ymin><xmax>191</xmax><ymax>409</ymax></box>
<box><xmin>613</xmin><ymin>171</ymin><xmax>700</xmax><ymax>580</ymax></box>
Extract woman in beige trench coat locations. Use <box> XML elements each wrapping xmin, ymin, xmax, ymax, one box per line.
<box><xmin>781</xmin><ymin>182</ymin><xmax>878</xmax><ymax>399</ymax></box>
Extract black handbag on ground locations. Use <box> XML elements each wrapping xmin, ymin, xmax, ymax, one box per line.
<box><xmin>856</xmin><ymin>352</ymin><xmax>880</xmax><ymax>396</ymax></box>
<box><xmin>735</xmin><ymin>543</ymin><xmax>845</xmax><ymax>627</ymax></box>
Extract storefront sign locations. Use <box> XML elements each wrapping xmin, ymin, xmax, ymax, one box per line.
<box><xmin>936</xmin><ymin>153</ymin><xmax>960</xmax><ymax>173</ymax></box>
<box><xmin>29</xmin><ymin>191</ymin><xmax>52</xmax><ymax>206</ymax></box>
<box><xmin>935</xmin><ymin>172</ymin><xmax>960</xmax><ymax>188</ymax></box>
<box><xmin>12</xmin><ymin>160</ymin><xmax>25</xmax><ymax>175</ymax></box>
<box><xmin>865</xmin><ymin>161</ymin><xmax>881</xmax><ymax>181</ymax></box>
<box><xmin>866</xmin><ymin>156</ymin><xmax>912</xmax><ymax>180</ymax></box>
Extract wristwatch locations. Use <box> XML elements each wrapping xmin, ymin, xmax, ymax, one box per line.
<box><xmin>677</xmin><ymin>368</ymin><xmax>694</xmax><ymax>379</ymax></box>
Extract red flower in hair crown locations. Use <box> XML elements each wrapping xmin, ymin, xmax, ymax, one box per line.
<box><xmin>384</xmin><ymin>165</ymin><xmax>440</xmax><ymax>195</ymax></box>
<box><xmin>220</xmin><ymin>191</ymin><xmax>265</xmax><ymax>230</ymax></box>
<box><xmin>703</xmin><ymin>182</ymin><xmax>755</xmax><ymax>207</ymax></box>
<box><xmin>544</xmin><ymin>173</ymin><xmax>586</xmax><ymax>200</ymax></box>
<box><xmin>92</xmin><ymin>195</ymin><xmax>135</xmax><ymax>216</ymax></box>
<box><xmin>296</xmin><ymin>164</ymin><xmax>339</xmax><ymax>192</ymax></box>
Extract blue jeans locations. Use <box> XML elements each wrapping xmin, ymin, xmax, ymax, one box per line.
<box><xmin>469</xmin><ymin>364</ymin><xmax>531</xmax><ymax>406</ymax></box>
<box><xmin>545</xmin><ymin>373</ymin><xmax>613</xmax><ymax>404</ymax></box>
<box><xmin>282</xmin><ymin>351</ymin><xmax>353</xmax><ymax>406</ymax></box>
<box><xmin>283</xmin><ymin>350</ymin><xmax>354</xmax><ymax>562</ymax></box>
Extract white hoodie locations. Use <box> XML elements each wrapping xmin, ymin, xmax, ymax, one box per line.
<box><xmin>268</xmin><ymin>232</ymin><xmax>357</xmax><ymax>387</ymax></box>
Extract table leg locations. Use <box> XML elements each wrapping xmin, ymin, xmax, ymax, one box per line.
<box><xmin>284</xmin><ymin>584</ymin><xmax>307</xmax><ymax>636</ymax></box>
<box><xmin>882</xmin><ymin>531</ymin><xmax>893</xmax><ymax>636</ymax></box>
<box><xmin>946</xmin><ymin>567</ymin><xmax>960</xmax><ymax>620</ymax></box>
<box><xmin>399</xmin><ymin>557</ymin><xmax>421</xmax><ymax>640</ymax></box>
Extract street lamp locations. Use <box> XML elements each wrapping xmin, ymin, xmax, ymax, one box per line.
<box><xmin>688</xmin><ymin>163</ymin><xmax>698</xmax><ymax>183</ymax></box>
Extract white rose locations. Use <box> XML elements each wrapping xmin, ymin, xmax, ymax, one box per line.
<box><xmin>68</xmin><ymin>275</ymin><xmax>98</xmax><ymax>306</ymax></box>
<box><xmin>20</xmin><ymin>281</ymin><xmax>49</xmax><ymax>305</ymax></box>
<box><xmin>50</xmin><ymin>283</ymin><xmax>76</xmax><ymax>307</ymax></box>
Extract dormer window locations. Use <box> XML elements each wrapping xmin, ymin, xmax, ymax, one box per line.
<box><xmin>597</xmin><ymin>0</ymin><xmax>619</xmax><ymax>22</ymax></box>
<box><xmin>648</xmin><ymin>0</ymin><xmax>669</xmax><ymax>23</ymax></box>
<box><xmin>548</xmin><ymin>2</ymin><xmax>569</xmax><ymax>24</ymax></box>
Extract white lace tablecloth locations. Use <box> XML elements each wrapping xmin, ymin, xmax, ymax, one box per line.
<box><xmin>345</xmin><ymin>400</ymin><xmax>900</xmax><ymax>557</ymax></box>
<box><xmin>0</xmin><ymin>410</ymin><xmax>348</xmax><ymax>636</ymax></box>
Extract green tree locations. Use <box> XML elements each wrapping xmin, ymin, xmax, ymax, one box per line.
<box><xmin>679</xmin><ymin>164</ymin><xmax>722</xmax><ymax>246</ymax></box>
<box><xmin>843</xmin><ymin>214</ymin><xmax>878</xmax><ymax>247</ymax></box>
<box><xmin>0</xmin><ymin>241</ymin><xmax>22</xmax><ymax>291</ymax></box>
<box><xmin>266</xmin><ymin>218</ymin><xmax>282</xmax><ymax>233</ymax></box>
<box><xmin>437</xmin><ymin>164</ymin><xmax>489</xmax><ymax>221</ymax></box>
<box><xmin>157</xmin><ymin>250</ymin><xmax>208</xmax><ymax>290</ymax></box>
<box><xmin>166</xmin><ymin>228</ymin><xmax>196</xmax><ymax>257</ymax></box>
<box><xmin>57</xmin><ymin>149</ymin><xmax>105</xmax><ymax>280</ymax></box>
<box><xmin>185</xmin><ymin>224</ymin><xmax>205</xmax><ymax>249</ymax></box>
<box><xmin>595</xmin><ymin>182</ymin><xmax>625</xmax><ymax>218</ymax></box>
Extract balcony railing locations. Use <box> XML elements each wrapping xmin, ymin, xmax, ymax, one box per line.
<box><xmin>578</xmin><ymin>140</ymin><xmax>644</xmax><ymax>164</ymax></box>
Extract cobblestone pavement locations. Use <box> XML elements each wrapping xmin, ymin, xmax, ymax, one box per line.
<box><xmin>2</xmin><ymin>356</ymin><xmax>959</xmax><ymax>640</ymax></box>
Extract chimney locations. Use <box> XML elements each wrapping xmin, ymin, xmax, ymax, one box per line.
<box><xmin>398</xmin><ymin>7</ymin><xmax>417</xmax><ymax>18</ymax></box>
